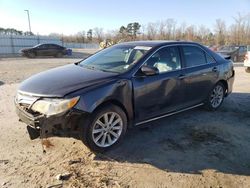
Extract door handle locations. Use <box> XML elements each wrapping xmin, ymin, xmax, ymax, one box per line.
<box><xmin>178</xmin><ymin>74</ymin><xmax>186</xmax><ymax>80</ymax></box>
<box><xmin>212</xmin><ymin>67</ymin><xmax>218</xmax><ymax>72</ymax></box>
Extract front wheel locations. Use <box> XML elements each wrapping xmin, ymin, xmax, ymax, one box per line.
<box><xmin>205</xmin><ymin>82</ymin><xmax>225</xmax><ymax>111</ymax></box>
<box><xmin>28</xmin><ymin>52</ymin><xmax>36</xmax><ymax>58</ymax></box>
<box><xmin>79</xmin><ymin>104</ymin><xmax>127</xmax><ymax>153</ymax></box>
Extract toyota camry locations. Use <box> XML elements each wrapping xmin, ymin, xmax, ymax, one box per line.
<box><xmin>15</xmin><ymin>41</ymin><xmax>235</xmax><ymax>152</ymax></box>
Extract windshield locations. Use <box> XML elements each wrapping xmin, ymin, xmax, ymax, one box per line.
<box><xmin>33</xmin><ymin>44</ymin><xmax>42</xmax><ymax>48</ymax></box>
<box><xmin>79</xmin><ymin>45</ymin><xmax>151</xmax><ymax>73</ymax></box>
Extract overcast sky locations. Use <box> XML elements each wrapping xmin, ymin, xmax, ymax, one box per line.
<box><xmin>0</xmin><ymin>0</ymin><xmax>250</xmax><ymax>35</ymax></box>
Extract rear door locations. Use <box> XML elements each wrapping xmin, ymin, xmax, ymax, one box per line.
<box><xmin>180</xmin><ymin>45</ymin><xmax>219</xmax><ymax>106</ymax></box>
<box><xmin>50</xmin><ymin>44</ymin><xmax>61</xmax><ymax>56</ymax></box>
<box><xmin>36</xmin><ymin>44</ymin><xmax>50</xmax><ymax>56</ymax></box>
<box><xmin>132</xmin><ymin>46</ymin><xmax>186</xmax><ymax>123</ymax></box>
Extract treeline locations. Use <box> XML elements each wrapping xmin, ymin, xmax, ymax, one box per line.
<box><xmin>56</xmin><ymin>13</ymin><xmax>250</xmax><ymax>46</ymax></box>
<box><xmin>0</xmin><ymin>27</ymin><xmax>34</xmax><ymax>36</ymax></box>
<box><xmin>115</xmin><ymin>13</ymin><xmax>250</xmax><ymax>46</ymax></box>
<box><xmin>1</xmin><ymin>13</ymin><xmax>250</xmax><ymax>46</ymax></box>
<box><xmin>136</xmin><ymin>13</ymin><xmax>250</xmax><ymax>46</ymax></box>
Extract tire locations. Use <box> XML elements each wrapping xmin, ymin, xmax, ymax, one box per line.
<box><xmin>245</xmin><ymin>67</ymin><xmax>250</xmax><ymax>73</ymax></box>
<box><xmin>204</xmin><ymin>82</ymin><xmax>225</xmax><ymax>111</ymax></box>
<box><xmin>56</xmin><ymin>52</ymin><xmax>63</xmax><ymax>58</ymax></box>
<box><xmin>28</xmin><ymin>52</ymin><xmax>36</xmax><ymax>58</ymax></box>
<box><xmin>79</xmin><ymin>104</ymin><xmax>127</xmax><ymax>153</ymax></box>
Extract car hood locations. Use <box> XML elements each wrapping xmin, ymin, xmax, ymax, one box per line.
<box><xmin>21</xmin><ymin>47</ymin><xmax>32</xmax><ymax>52</ymax></box>
<box><xmin>18</xmin><ymin>64</ymin><xmax>117</xmax><ymax>97</ymax></box>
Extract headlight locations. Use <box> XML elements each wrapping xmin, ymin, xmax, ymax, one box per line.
<box><xmin>31</xmin><ymin>96</ymin><xmax>80</xmax><ymax>116</ymax></box>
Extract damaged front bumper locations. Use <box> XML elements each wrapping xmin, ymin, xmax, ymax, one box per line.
<box><xmin>15</xmin><ymin>100</ymin><xmax>84</xmax><ymax>140</ymax></box>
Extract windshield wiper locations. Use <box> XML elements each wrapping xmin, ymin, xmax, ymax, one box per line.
<box><xmin>80</xmin><ymin>64</ymin><xmax>118</xmax><ymax>73</ymax></box>
<box><xmin>98</xmin><ymin>68</ymin><xmax>119</xmax><ymax>73</ymax></box>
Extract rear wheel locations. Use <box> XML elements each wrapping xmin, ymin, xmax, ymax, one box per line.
<box><xmin>205</xmin><ymin>82</ymin><xmax>225</xmax><ymax>111</ymax></box>
<box><xmin>79</xmin><ymin>104</ymin><xmax>127</xmax><ymax>153</ymax></box>
<box><xmin>56</xmin><ymin>52</ymin><xmax>63</xmax><ymax>58</ymax></box>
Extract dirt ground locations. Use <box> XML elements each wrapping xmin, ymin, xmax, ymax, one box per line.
<box><xmin>0</xmin><ymin>52</ymin><xmax>250</xmax><ymax>188</ymax></box>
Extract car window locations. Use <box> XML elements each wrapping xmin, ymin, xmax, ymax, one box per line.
<box><xmin>182</xmin><ymin>46</ymin><xmax>207</xmax><ymax>67</ymax></box>
<box><xmin>49</xmin><ymin>44</ymin><xmax>56</xmax><ymax>48</ymax></box>
<box><xmin>145</xmin><ymin>46</ymin><xmax>181</xmax><ymax>73</ymax></box>
<box><xmin>247</xmin><ymin>45</ymin><xmax>250</xmax><ymax>51</ymax></box>
<box><xmin>128</xmin><ymin>50</ymin><xmax>145</xmax><ymax>63</ymax></box>
<box><xmin>41</xmin><ymin>44</ymin><xmax>49</xmax><ymax>49</ymax></box>
<box><xmin>206</xmin><ymin>53</ymin><xmax>216</xmax><ymax>63</ymax></box>
<box><xmin>36</xmin><ymin>44</ymin><xmax>45</xmax><ymax>49</ymax></box>
<box><xmin>239</xmin><ymin>46</ymin><xmax>247</xmax><ymax>53</ymax></box>
<box><xmin>95</xmin><ymin>48</ymin><xmax>127</xmax><ymax>63</ymax></box>
<box><xmin>52</xmin><ymin>44</ymin><xmax>62</xmax><ymax>49</ymax></box>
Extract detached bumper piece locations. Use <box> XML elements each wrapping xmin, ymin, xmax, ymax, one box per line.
<box><xmin>26</xmin><ymin>125</ymin><xmax>40</xmax><ymax>140</ymax></box>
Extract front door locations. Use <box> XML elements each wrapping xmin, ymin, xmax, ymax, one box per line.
<box><xmin>132</xmin><ymin>46</ymin><xmax>186</xmax><ymax>123</ymax></box>
<box><xmin>36</xmin><ymin>44</ymin><xmax>49</xmax><ymax>56</ymax></box>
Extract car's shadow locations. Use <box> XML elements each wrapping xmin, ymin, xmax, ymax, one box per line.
<box><xmin>92</xmin><ymin>93</ymin><xmax>250</xmax><ymax>176</ymax></box>
<box><xmin>0</xmin><ymin>81</ymin><xmax>4</xmax><ymax>86</ymax></box>
<box><xmin>44</xmin><ymin>93</ymin><xmax>250</xmax><ymax>176</ymax></box>
<box><xmin>23</xmin><ymin>50</ymin><xmax>96</xmax><ymax>60</ymax></box>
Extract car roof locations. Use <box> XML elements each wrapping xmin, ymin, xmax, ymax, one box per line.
<box><xmin>117</xmin><ymin>40</ymin><xmax>202</xmax><ymax>48</ymax></box>
<box><xmin>37</xmin><ymin>43</ymin><xmax>61</xmax><ymax>46</ymax></box>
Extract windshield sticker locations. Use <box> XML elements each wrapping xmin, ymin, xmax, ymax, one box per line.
<box><xmin>134</xmin><ymin>46</ymin><xmax>152</xmax><ymax>51</ymax></box>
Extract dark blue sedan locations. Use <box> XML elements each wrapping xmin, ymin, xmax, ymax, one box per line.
<box><xmin>15</xmin><ymin>41</ymin><xmax>235</xmax><ymax>152</ymax></box>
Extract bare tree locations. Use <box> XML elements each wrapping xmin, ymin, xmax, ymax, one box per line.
<box><xmin>76</xmin><ymin>31</ymin><xmax>86</xmax><ymax>43</ymax></box>
<box><xmin>185</xmin><ymin>25</ymin><xmax>196</xmax><ymax>41</ymax></box>
<box><xmin>214</xmin><ymin>19</ymin><xmax>226</xmax><ymax>46</ymax></box>
<box><xmin>93</xmin><ymin>27</ymin><xmax>104</xmax><ymax>43</ymax></box>
<box><xmin>165</xmin><ymin>19</ymin><xmax>176</xmax><ymax>40</ymax></box>
<box><xmin>197</xmin><ymin>25</ymin><xmax>211</xmax><ymax>45</ymax></box>
<box><xmin>230</xmin><ymin>13</ymin><xmax>249</xmax><ymax>45</ymax></box>
<box><xmin>147</xmin><ymin>22</ymin><xmax>158</xmax><ymax>40</ymax></box>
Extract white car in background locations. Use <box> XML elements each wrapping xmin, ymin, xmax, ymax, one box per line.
<box><xmin>244</xmin><ymin>45</ymin><xmax>250</xmax><ymax>73</ymax></box>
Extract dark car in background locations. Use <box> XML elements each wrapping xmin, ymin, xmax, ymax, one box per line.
<box><xmin>20</xmin><ymin>43</ymin><xmax>68</xmax><ymax>58</ymax></box>
<box><xmin>15</xmin><ymin>41</ymin><xmax>235</xmax><ymax>152</ymax></box>
<box><xmin>217</xmin><ymin>45</ymin><xmax>247</xmax><ymax>62</ymax></box>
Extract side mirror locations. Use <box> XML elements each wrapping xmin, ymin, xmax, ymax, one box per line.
<box><xmin>140</xmin><ymin>65</ymin><xmax>159</xmax><ymax>76</ymax></box>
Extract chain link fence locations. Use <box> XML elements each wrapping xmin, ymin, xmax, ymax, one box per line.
<box><xmin>0</xmin><ymin>34</ymin><xmax>99</xmax><ymax>55</ymax></box>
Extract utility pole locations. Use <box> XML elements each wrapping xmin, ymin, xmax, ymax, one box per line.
<box><xmin>24</xmin><ymin>10</ymin><xmax>32</xmax><ymax>34</ymax></box>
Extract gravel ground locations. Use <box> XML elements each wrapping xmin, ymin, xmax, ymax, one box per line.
<box><xmin>0</xmin><ymin>55</ymin><xmax>250</xmax><ymax>188</ymax></box>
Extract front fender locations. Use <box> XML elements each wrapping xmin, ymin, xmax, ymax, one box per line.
<box><xmin>68</xmin><ymin>79</ymin><xmax>133</xmax><ymax>122</ymax></box>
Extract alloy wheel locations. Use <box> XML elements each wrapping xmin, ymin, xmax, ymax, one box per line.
<box><xmin>92</xmin><ymin>112</ymin><xmax>123</xmax><ymax>148</ymax></box>
<box><xmin>210</xmin><ymin>85</ymin><xmax>224</xmax><ymax>108</ymax></box>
